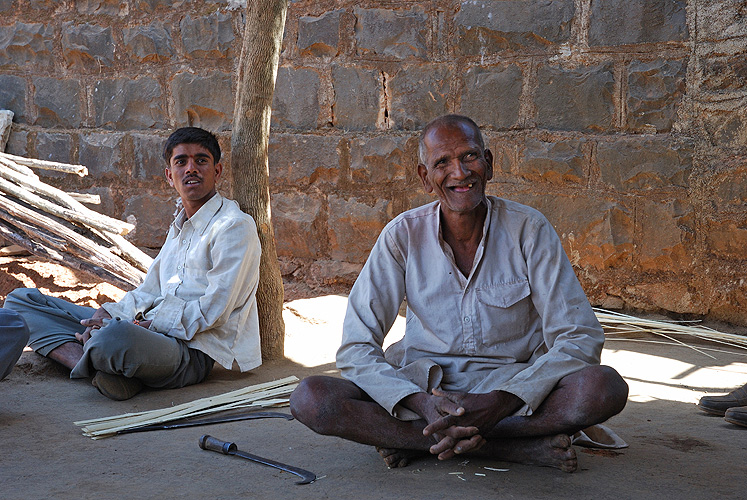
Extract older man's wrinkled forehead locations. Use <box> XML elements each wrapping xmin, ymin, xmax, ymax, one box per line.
<box><xmin>418</xmin><ymin>115</ymin><xmax>485</xmax><ymax>165</ymax></box>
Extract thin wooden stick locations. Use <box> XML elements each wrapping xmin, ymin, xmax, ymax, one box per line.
<box><xmin>0</xmin><ymin>193</ymin><xmax>145</xmax><ymax>286</ymax></box>
<box><xmin>0</xmin><ymin>151</ymin><xmax>88</xmax><ymax>176</ymax></box>
<box><xmin>0</xmin><ymin>158</ymin><xmax>133</xmax><ymax>235</ymax></box>
<box><xmin>0</xmin><ymin>176</ymin><xmax>129</xmax><ymax>237</ymax></box>
<box><xmin>595</xmin><ymin>308</ymin><xmax>747</xmax><ymax>352</ymax></box>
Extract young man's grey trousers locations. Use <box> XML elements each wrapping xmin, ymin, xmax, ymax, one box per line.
<box><xmin>0</xmin><ymin>309</ymin><xmax>29</xmax><ymax>380</ymax></box>
<box><xmin>3</xmin><ymin>288</ymin><xmax>213</xmax><ymax>389</ymax></box>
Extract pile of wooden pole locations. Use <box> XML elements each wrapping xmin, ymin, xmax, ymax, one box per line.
<box><xmin>0</xmin><ymin>151</ymin><xmax>153</xmax><ymax>289</ymax></box>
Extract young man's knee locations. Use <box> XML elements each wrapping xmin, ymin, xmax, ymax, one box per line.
<box><xmin>3</xmin><ymin>288</ymin><xmax>37</xmax><ymax>310</ymax></box>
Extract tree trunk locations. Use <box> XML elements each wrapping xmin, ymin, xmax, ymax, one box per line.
<box><xmin>231</xmin><ymin>0</ymin><xmax>288</xmax><ymax>360</ymax></box>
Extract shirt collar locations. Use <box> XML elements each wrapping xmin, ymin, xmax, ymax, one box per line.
<box><xmin>173</xmin><ymin>193</ymin><xmax>224</xmax><ymax>234</ymax></box>
<box><xmin>435</xmin><ymin>196</ymin><xmax>493</xmax><ymax>243</ymax></box>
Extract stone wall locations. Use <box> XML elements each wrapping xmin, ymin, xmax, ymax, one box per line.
<box><xmin>1</xmin><ymin>0</ymin><xmax>746</xmax><ymax>324</ymax></box>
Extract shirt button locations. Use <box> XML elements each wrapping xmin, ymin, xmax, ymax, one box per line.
<box><xmin>177</xmin><ymin>265</ymin><xmax>182</xmax><ymax>270</ymax></box>
<box><xmin>464</xmin><ymin>316</ymin><xmax>471</xmax><ymax>323</ymax></box>
<box><xmin>182</xmin><ymin>239</ymin><xmax>187</xmax><ymax>244</ymax></box>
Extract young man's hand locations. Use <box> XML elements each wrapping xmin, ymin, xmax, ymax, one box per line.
<box><xmin>77</xmin><ymin>307</ymin><xmax>112</xmax><ymax>344</ymax></box>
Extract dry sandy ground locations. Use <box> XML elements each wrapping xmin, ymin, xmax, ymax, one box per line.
<box><xmin>1</xmin><ymin>256</ymin><xmax>746</xmax><ymax>499</ymax></box>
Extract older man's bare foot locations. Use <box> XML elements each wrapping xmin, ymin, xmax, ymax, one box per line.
<box><xmin>375</xmin><ymin>447</ymin><xmax>427</xmax><ymax>468</ymax></box>
<box><xmin>479</xmin><ymin>434</ymin><xmax>578</xmax><ymax>472</ymax></box>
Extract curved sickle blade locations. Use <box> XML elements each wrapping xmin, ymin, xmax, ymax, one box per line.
<box><xmin>199</xmin><ymin>435</ymin><xmax>316</xmax><ymax>485</ymax></box>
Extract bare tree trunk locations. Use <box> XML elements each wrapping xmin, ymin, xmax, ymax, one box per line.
<box><xmin>231</xmin><ymin>0</ymin><xmax>288</xmax><ymax>360</ymax></box>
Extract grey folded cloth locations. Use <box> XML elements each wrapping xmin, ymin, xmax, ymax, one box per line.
<box><xmin>572</xmin><ymin>424</ymin><xmax>628</xmax><ymax>449</ymax></box>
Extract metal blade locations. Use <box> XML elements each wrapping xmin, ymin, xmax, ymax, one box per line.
<box><xmin>232</xmin><ymin>449</ymin><xmax>317</xmax><ymax>485</ymax></box>
<box><xmin>199</xmin><ymin>435</ymin><xmax>316</xmax><ymax>485</ymax></box>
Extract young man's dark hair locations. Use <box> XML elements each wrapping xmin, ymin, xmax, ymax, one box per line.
<box><xmin>162</xmin><ymin>127</ymin><xmax>221</xmax><ymax>164</ymax></box>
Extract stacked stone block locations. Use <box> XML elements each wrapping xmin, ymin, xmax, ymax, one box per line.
<box><xmin>1</xmin><ymin>0</ymin><xmax>746</xmax><ymax>324</ymax></box>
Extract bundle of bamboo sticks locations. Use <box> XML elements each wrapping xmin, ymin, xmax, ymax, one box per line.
<box><xmin>75</xmin><ymin>376</ymin><xmax>299</xmax><ymax>439</ymax></box>
<box><xmin>0</xmin><ymin>151</ymin><xmax>152</xmax><ymax>289</ymax></box>
<box><xmin>596</xmin><ymin>308</ymin><xmax>747</xmax><ymax>358</ymax></box>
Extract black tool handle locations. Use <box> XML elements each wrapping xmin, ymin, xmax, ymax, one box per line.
<box><xmin>199</xmin><ymin>435</ymin><xmax>237</xmax><ymax>455</ymax></box>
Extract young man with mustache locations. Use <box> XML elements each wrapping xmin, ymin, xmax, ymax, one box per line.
<box><xmin>4</xmin><ymin>127</ymin><xmax>262</xmax><ymax>400</ymax></box>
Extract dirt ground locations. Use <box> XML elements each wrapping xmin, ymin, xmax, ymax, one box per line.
<box><xmin>1</xmin><ymin>256</ymin><xmax>746</xmax><ymax>499</ymax></box>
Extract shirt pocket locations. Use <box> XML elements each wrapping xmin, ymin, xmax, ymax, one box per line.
<box><xmin>476</xmin><ymin>279</ymin><xmax>533</xmax><ymax>345</ymax></box>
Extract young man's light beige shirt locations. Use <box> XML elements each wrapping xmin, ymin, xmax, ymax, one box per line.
<box><xmin>103</xmin><ymin>193</ymin><xmax>262</xmax><ymax>371</ymax></box>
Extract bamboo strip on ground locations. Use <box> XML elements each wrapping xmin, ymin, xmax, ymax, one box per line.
<box><xmin>596</xmin><ymin>308</ymin><xmax>747</xmax><ymax>355</ymax></box>
<box><xmin>74</xmin><ymin>376</ymin><xmax>299</xmax><ymax>439</ymax></box>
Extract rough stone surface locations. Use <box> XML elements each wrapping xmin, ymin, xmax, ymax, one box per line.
<box><xmin>627</xmin><ymin>59</ymin><xmax>687</xmax><ymax>133</ymax></box>
<box><xmin>172</xmin><ymin>71</ymin><xmax>233</xmax><ymax>132</ymax></box>
<box><xmin>702</xmin><ymin>109</ymin><xmax>747</xmax><ymax>149</ymax></box>
<box><xmin>0</xmin><ymin>22</ymin><xmax>54</xmax><ymax>69</ymax></box>
<box><xmin>5</xmin><ymin>129</ymin><xmax>29</xmax><ymax>157</ymax></box>
<box><xmin>354</xmin><ymin>7</ymin><xmax>427</xmax><ymax>59</ymax></box>
<box><xmin>350</xmin><ymin>135</ymin><xmax>410</xmax><ymax>184</ymax></box>
<box><xmin>456</xmin><ymin>0</ymin><xmax>574</xmax><ymax>54</ymax></box>
<box><xmin>713</xmin><ymin>166</ymin><xmax>747</xmax><ymax>210</ymax></box>
<box><xmin>124</xmin><ymin>194</ymin><xmax>175</xmax><ymax>247</ymax></box>
<box><xmin>700</xmin><ymin>54</ymin><xmax>747</xmax><ymax>95</ymax></box>
<box><xmin>123</xmin><ymin>23</ymin><xmax>175</xmax><ymax>63</ymax></box>
<box><xmin>93</xmin><ymin>77</ymin><xmax>167</xmax><ymax>130</ymax></box>
<box><xmin>61</xmin><ymin>22</ymin><xmax>115</xmax><ymax>70</ymax></box>
<box><xmin>516</xmin><ymin>193</ymin><xmax>634</xmax><ymax>270</ymax></box>
<box><xmin>3</xmin><ymin>0</ymin><xmax>747</xmax><ymax>324</ymax></box>
<box><xmin>180</xmin><ymin>12</ymin><xmax>235</xmax><ymax>60</ymax></box>
<box><xmin>269</xmin><ymin>134</ymin><xmax>339</xmax><ymax>186</ymax></box>
<box><xmin>327</xmin><ymin>195</ymin><xmax>388</xmax><ymax>262</ymax></box>
<box><xmin>332</xmin><ymin>65</ymin><xmax>380</xmax><ymax>130</ymax></box>
<box><xmin>32</xmin><ymin>78</ymin><xmax>82</xmax><ymax>128</ymax></box>
<box><xmin>589</xmin><ymin>0</ymin><xmax>688</xmax><ymax>46</ymax></box>
<box><xmin>597</xmin><ymin>138</ymin><xmax>692</xmax><ymax>190</ymax></box>
<box><xmin>34</xmin><ymin>132</ymin><xmax>73</xmax><ymax>165</ymax></box>
<box><xmin>271</xmin><ymin>191</ymin><xmax>324</xmax><ymax>259</ymax></box>
<box><xmin>535</xmin><ymin>63</ymin><xmax>615</xmax><ymax>131</ymax></box>
<box><xmin>75</xmin><ymin>0</ymin><xmax>122</xmax><ymax>15</ymax></box>
<box><xmin>695</xmin><ymin>0</ymin><xmax>747</xmax><ymax>42</ymax></box>
<box><xmin>636</xmin><ymin>198</ymin><xmax>694</xmax><ymax>272</ymax></box>
<box><xmin>388</xmin><ymin>64</ymin><xmax>450</xmax><ymax>130</ymax></box>
<box><xmin>461</xmin><ymin>65</ymin><xmax>522</xmax><ymax>130</ymax></box>
<box><xmin>272</xmin><ymin>67</ymin><xmax>320</xmax><ymax>129</ymax></box>
<box><xmin>706</xmin><ymin>219</ymin><xmax>747</xmax><ymax>260</ymax></box>
<box><xmin>298</xmin><ymin>9</ymin><xmax>342</xmax><ymax>57</ymax></box>
<box><xmin>517</xmin><ymin>138</ymin><xmax>586</xmax><ymax>184</ymax></box>
<box><xmin>133</xmin><ymin>0</ymin><xmax>183</xmax><ymax>12</ymax></box>
<box><xmin>0</xmin><ymin>75</ymin><xmax>27</xmax><ymax>123</ymax></box>
<box><xmin>132</xmin><ymin>133</ymin><xmax>168</xmax><ymax>181</ymax></box>
<box><xmin>79</xmin><ymin>132</ymin><xmax>124</xmax><ymax>179</ymax></box>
